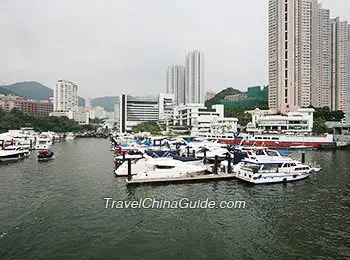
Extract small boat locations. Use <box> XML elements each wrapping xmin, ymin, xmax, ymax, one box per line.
<box><xmin>0</xmin><ymin>148</ymin><xmax>28</xmax><ymax>162</ymax></box>
<box><xmin>65</xmin><ymin>132</ymin><xmax>75</xmax><ymax>141</ymax></box>
<box><xmin>37</xmin><ymin>150</ymin><xmax>55</xmax><ymax>161</ymax></box>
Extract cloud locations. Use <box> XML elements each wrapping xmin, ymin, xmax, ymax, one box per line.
<box><xmin>0</xmin><ymin>0</ymin><xmax>348</xmax><ymax>98</ymax></box>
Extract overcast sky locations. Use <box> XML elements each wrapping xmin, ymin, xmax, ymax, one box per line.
<box><xmin>0</xmin><ymin>0</ymin><xmax>349</xmax><ymax>99</ymax></box>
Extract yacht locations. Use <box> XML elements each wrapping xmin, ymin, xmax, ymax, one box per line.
<box><xmin>117</xmin><ymin>156</ymin><xmax>207</xmax><ymax>179</ymax></box>
<box><xmin>3</xmin><ymin>145</ymin><xmax>30</xmax><ymax>157</ymax></box>
<box><xmin>234</xmin><ymin>157</ymin><xmax>313</xmax><ymax>184</ymax></box>
<box><xmin>35</xmin><ymin>133</ymin><xmax>53</xmax><ymax>150</ymax></box>
<box><xmin>0</xmin><ymin>147</ymin><xmax>30</xmax><ymax>162</ymax></box>
<box><xmin>65</xmin><ymin>132</ymin><xmax>75</xmax><ymax>141</ymax></box>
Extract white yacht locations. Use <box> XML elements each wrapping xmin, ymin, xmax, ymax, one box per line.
<box><xmin>35</xmin><ymin>133</ymin><xmax>53</xmax><ymax>150</ymax></box>
<box><xmin>234</xmin><ymin>157</ymin><xmax>312</xmax><ymax>184</ymax></box>
<box><xmin>0</xmin><ymin>147</ymin><xmax>30</xmax><ymax>162</ymax></box>
<box><xmin>118</xmin><ymin>156</ymin><xmax>207</xmax><ymax>180</ymax></box>
<box><xmin>3</xmin><ymin>145</ymin><xmax>30</xmax><ymax>157</ymax></box>
<box><xmin>65</xmin><ymin>132</ymin><xmax>75</xmax><ymax>141</ymax></box>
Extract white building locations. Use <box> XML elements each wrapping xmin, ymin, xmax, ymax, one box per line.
<box><xmin>185</xmin><ymin>50</ymin><xmax>205</xmax><ymax>104</ymax></box>
<box><xmin>172</xmin><ymin>104</ymin><xmax>238</xmax><ymax>136</ymax></box>
<box><xmin>246</xmin><ymin>108</ymin><xmax>315</xmax><ymax>134</ymax></box>
<box><xmin>117</xmin><ymin>94</ymin><xmax>174</xmax><ymax>133</ymax></box>
<box><xmin>50</xmin><ymin>80</ymin><xmax>88</xmax><ymax>124</ymax></box>
<box><xmin>268</xmin><ymin>0</ymin><xmax>348</xmax><ymax>113</ymax></box>
<box><xmin>166</xmin><ymin>65</ymin><xmax>185</xmax><ymax>105</ymax></box>
<box><xmin>49</xmin><ymin>110</ymin><xmax>89</xmax><ymax>125</ymax></box>
<box><xmin>53</xmin><ymin>80</ymin><xmax>78</xmax><ymax>112</ymax></box>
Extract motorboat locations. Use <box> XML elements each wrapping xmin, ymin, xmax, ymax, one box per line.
<box><xmin>234</xmin><ymin>157</ymin><xmax>313</xmax><ymax>184</ymax></box>
<box><xmin>65</xmin><ymin>132</ymin><xmax>75</xmax><ymax>141</ymax></box>
<box><xmin>36</xmin><ymin>133</ymin><xmax>53</xmax><ymax>150</ymax></box>
<box><xmin>3</xmin><ymin>145</ymin><xmax>30</xmax><ymax>157</ymax></box>
<box><xmin>37</xmin><ymin>150</ymin><xmax>54</xmax><ymax>161</ymax></box>
<box><xmin>0</xmin><ymin>147</ymin><xmax>29</xmax><ymax>162</ymax></box>
<box><xmin>116</xmin><ymin>156</ymin><xmax>207</xmax><ymax>179</ymax></box>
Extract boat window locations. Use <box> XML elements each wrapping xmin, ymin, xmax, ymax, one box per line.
<box><xmin>261</xmin><ymin>164</ymin><xmax>279</xmax><ymax>171</ymax></box>
<box><xmin>271</xmin><ymin>137</ymin><xmax>279</xmax><ymax>140</ymax></box>
<box><xmin>255</xmin><ymin>137</ymin><xmax>262</xmax><ymax>140</ymax></box>
<box><xmin>155</xmin><ymin>165</ymin><xmax>175</xmax><ymax>169</ymax></box>
<box><xmin>266</xmin><ymin>150</ymin><xmax>278</xmax><ymax>156</ymax></box>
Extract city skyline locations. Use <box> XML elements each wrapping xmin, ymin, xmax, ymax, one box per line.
<box><xmin>1</xmin><ymin>0</ymin><xmax>350</xmax><ymax>99</ymax></box>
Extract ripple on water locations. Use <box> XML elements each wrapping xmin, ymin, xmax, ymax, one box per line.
<box><xmin>0</xmin><ymin>141</ymin><xmax>350</xmax><ymax>260</ymax></box>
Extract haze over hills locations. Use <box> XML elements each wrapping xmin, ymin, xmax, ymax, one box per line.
<box><xmin>0</xmin><ymin>81</ymin><xmax>85</xmax><ymax>107</ymax></box>
<box><xmin>90</xmin><ymin>96</ymin><xmax>119</xmax><ymax>112</ymax></box>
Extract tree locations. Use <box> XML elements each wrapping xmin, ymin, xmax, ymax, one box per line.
<box><xmin>132</xmin><ymin>122</ymin><xmax>161</xmax><ymax>135</ymax></box>
<box><xmin>313</xmin><ymin>118</ymin><xmax>328</xmax><ymax>134</ymax></box>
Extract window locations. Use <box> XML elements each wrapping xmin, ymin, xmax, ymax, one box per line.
<box><xmin>285</xmin><ymin>32</ymin><xmax>288</xmax><ymax>40</ymax></box>
<box><xmin>285</xmin><ymin>70</ymin><xmax>288</xmax><ymax>78</ymax></box>
<box><xmin>285</xmin><ymin>89</ymin><xmax>288</xmax><ymax>97</ymax></box>
<box><xmin>285</xmin><ymin>41</ymin><xmax>288</xmax><ymax>49</ymax></box>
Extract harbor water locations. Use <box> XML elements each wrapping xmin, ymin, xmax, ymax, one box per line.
<box><xmin>1</xmin><ymin>139</ymin><xmax>350</xmax><ymax>260</ymax></box>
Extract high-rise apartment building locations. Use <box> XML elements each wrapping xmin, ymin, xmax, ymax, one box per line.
<box><xmin>330</xmin><ymin>18</ymin><xmax>348</xmax><ymax>111</ymax></box>
<box><xmin>347</xmin><ymin>25</ymin><xmax>350</xmax><ymax>121</ymax></box>
<box><xmin>268</xmin><ymin>0</ymin><xmax>348</xmax><ymax>113</ymax></box>
<box><xmin>53</xmin><ymin>80</ymin><xmax>78</xmax><ymax>112</ymax></box>
<box><xmin>166</xmin><ymin>65</ymin><xmax>185</xmax><ymax>105</ymax></box>
<box><xmin>185</xmin><ymin>50</ymin><xmax>205</xmax><ymax>104</ymax></box>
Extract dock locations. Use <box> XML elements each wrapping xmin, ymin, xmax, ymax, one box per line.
<box><xmin>126</xmin><ymin>173</ymin><xmax>236</xmax><ymax>185</ymax></box>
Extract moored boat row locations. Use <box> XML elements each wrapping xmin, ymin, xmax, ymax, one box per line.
<box><xmin>109</xmin><ymin>134</ymin><xmax>322</xmax><ymax>185</ymax></box>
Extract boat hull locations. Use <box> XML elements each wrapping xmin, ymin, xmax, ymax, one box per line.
<box><xmin>235</xmin><ymin>171</ymin><xmax>310</xmax><ymax>184</ymax></box>
<box><xmin>219</xmin><ymin>139</ymin><xmax>333</xmax><ymax>149</ymax></box>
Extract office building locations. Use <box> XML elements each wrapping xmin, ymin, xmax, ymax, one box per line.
<box><xmin>117</xmin><ymin>94</ymin><xmax>174</xmax><ymax>133</ymax></box>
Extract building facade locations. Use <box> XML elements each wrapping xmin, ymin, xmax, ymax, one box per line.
<box><xmin>330</xmin><ymin>17</ymin><xmax>348</xmax><ymax>111</ymax></box>
<box><xmin>117</xmin><ymin>94</ymin><xmax>174</xmax><ymax>133</ymax></box>
<box><xmin>166</xmin><ymin>65</ymin><xmax>185</xmax><ymax>105</ymax></box>
<box><xmin>171</xmin><ymin>104</ymin><xmax>238</xmax><ymax>136</ymax></box>
<box><xmin>268</xmin><ymin>0</ymin><xmax>348</xmax><ymax>113</ymax></box>
<box><xmin>185</xmin><ymin>50</ymin><xmax>205</xmax><ymax>104</ymax></box>
<box><xmin>53</xmin><ymin>80</ymin><xmax>78</xmax><ymax>112</ymax></box>
<box><xmin>246</xmin><ymin>108</ymin><xmax>315</xmax><ymax>134</ymax></box>
<box><xmin>0</xmin><ymin>95</ymin><xmax>53</xmax><ymax>116</ymax></box>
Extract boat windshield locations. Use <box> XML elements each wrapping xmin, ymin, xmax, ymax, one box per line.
<box><xmin>241</xmin><ymin>162</ymin><xmax>261</xmax><ymax>172</ymax></box>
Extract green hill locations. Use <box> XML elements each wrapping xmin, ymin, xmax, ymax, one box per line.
<box><xmin>90</xmin><ymin>96</ymin><xmax>119</xmax><ymax>112</ymax></box>
<box><xmin>1</xmin><ymin>81</ymin><xmax>85</xmax><ymax>106</ymax></box>
<box><xmin>205</xmin><ymin>88</ymin><xmax>242</xmax><ymax>107</ymax></box>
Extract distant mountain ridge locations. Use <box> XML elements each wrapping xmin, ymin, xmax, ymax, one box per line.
<box><xmin>0</xmin><ymin>81</ymin><xmax>85</xmax><ymax>106</ymax></box>
<box><xmin>90</xmin><ymin>96</ymin><xmax>119</xmax><ymax>112</ymax></box>
<box><xmin>0</xmin><ymin>86</ymin><xmax>16</xmax><ymax>96</ymax></box>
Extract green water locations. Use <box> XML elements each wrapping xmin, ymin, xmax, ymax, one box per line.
<box><xmin>1</xmin><ymin>139</ymin><xmax>349</xmax><ymax>260</ymax></box>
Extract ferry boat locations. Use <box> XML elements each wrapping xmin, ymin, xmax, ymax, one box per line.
<box><xmin>207</xmin><ymin>133</ymin><xmax>334</xmax><ymax>149</ymax></box>
<box><xmin>235</xmin><ymin>157</ymin><xmax>313</xmax><ymax>184</ymax></box>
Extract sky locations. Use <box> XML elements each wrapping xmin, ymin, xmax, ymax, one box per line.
<box><xmin>0</xmin><ymin>0</ymin><xmax>349</xmax><ymax>99</ymax></box>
